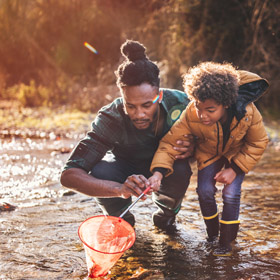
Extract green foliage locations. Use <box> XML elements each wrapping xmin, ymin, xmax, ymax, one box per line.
<box><xmin>0</xmin><ymin>105</ymin><xmax>94</xmax><ymax>137</ymax></box>
<box><xmin>4</xmin><ymin>81</ymin><xmax>51</xmax><ymax>107</ymax></box>
<box><xmin>0</xmin><ymin>0</ymin><xmax>279</xmax><ymax>113</ymax></box>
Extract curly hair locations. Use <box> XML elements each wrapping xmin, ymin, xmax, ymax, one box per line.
<box><xmin>183</xmin><ymin>62</ymin><xmax>240</xmax><ymax>107</ymax></box>
<box><xmin>115</xmin><ymin>40</ymin><xmax>160</xmax><ymax>88</ymax></box>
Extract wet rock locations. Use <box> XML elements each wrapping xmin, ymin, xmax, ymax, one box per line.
<box><xmin>59</xmin><ymin>147</ymin><xmax>72</xmax><ymax>154</ymax></box>
<box><xmin>0</xmin><ymin>202</ymin><xmax>17</xmax><ymax>212</ymax></box>
<box><xmin>62</xmin><ymin>190</ymin><xmax>76</xmax><ymax>196</ymax></box>
<box><xmin>129</xmin><ymin>268</ymin><xmax>164</xmax><ymax>280</ymax></box>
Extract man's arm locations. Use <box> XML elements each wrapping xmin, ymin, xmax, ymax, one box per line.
<box><xmin>60</xmin><ymin>168</ymin><xmax>152</xmax><ymax>200</ymax></box>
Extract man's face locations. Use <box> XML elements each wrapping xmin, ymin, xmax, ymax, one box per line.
<box><xmin>122</xmin><ymin>83</ymin><xmax>160</xmax><ymax>130</ymax></box>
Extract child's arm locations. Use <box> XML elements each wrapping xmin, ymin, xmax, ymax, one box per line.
<box><xmin>214</xmin><ymin>104</ymin><xmax>268</xmax><ymax>185</ymax></box>
<box><xmin>231</xmin><ymin>104</ymin><xmax>269</xmax><ymax>173</ymax></box>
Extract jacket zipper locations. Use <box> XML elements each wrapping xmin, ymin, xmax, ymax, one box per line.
<box><xmin>203</xmin><ymin>122</ymin><xmax>220</xmax><ymax>164</ymax></box>
<box><xmin>221</xmin><ymin>119</ymin><xmax>241</xmax><ymax>152</ymax></box>
<box><xmin>203</xmin><ymin>118</ymin><xmax>242</xmax><ymax>164</ymax></box>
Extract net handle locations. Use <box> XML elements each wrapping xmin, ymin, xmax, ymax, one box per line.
<box><xmin>119</xmin><ymin>186</ymin><xmax>151</xmax><ymax>218</ymax></box>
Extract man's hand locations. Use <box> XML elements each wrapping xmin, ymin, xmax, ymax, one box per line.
<box><xmin>121</xmin><ymin>174</ymin><xmax>150</xmax><ymax>200</ymax></box>
<box><xmin>214</xmin><ymin>168</ymin><xmax>236</xmax><ymax>185</ymax></box>
<box><xmin>173</xmin><ymin>134</ymin><xmax>195</xmax><ymax>159</ymax></box>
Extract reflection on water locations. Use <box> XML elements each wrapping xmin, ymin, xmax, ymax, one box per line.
<box><xmin>0</xmin><ymin>138</ymin><xmax>280</xmax><ymax>279</ymax></box>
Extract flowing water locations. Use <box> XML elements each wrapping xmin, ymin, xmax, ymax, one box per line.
<box><xmin>0</xmin><ymin>135</ymin><xmax>279</xmax><ymax>280</ymax></box>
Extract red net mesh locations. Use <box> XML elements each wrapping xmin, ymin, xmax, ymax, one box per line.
<box><xmin>78</xmin><ymin>215</ymin><xmax>136</xmax><ymax>278</ymax></box>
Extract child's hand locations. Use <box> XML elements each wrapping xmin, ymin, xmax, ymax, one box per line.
<box><xmin>214</xmin><ymin>168</ymin><xmax>236</xmax><ymax>185</ymax></box>
<box><xmin>148</xmin><ymin>172</ymin><xmax>163</xmax><ymax>192</ymax></box>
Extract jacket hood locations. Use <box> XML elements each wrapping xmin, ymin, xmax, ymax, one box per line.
<box><xmin>235</xmin><ymin>70</ymin><xmax>269</xmax><ymax>120</ymax></box>
<box><xmin>238</xmin><ymin>70</ymin><xmax>267</xmax><ymax>86</ymax></box>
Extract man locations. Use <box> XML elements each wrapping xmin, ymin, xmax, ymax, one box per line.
<box><xmin>60</xmin><ymin>40</ymin><xmax>193</xmax><ymax>230</ymax></box>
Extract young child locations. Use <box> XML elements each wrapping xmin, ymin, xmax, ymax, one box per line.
<box><xmin>149</xmin><ymin>62</ymin><xmax>269</xmax><ymax>256</ymax></box>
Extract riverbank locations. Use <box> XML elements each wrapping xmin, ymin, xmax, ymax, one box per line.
<box><xmin>0</xmin><ymin>102</ymin><xmax>94</xmax><ymax>139</ymax></box>
<box><xmin>0</xmin><ymin>103</ymin><xmax>279</xmax><ymax>145</ymax></box>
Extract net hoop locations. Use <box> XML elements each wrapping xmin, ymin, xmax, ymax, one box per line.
<box><xmin>78</xmin><ymin>215</ymin><xmax>136</xmax><ymax>255</ymax></box>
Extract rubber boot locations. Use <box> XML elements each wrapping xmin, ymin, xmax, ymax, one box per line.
<box><xmin>213</xmin><ymin>223</ymin><xmax>239</xmax><ymax>257</ymax></box>
<box><xmin>204</xmin><ymin>214</ymin><xmax>219</xmax><ymax>243</ymax></box>
<box><xmin>152</xmin><ymin>192</ymin><xmax>182</xmax><ymax>232</ymax></box>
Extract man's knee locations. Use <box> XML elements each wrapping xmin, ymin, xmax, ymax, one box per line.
<box><xmin>91</xmin><ymin>161</ymin><xmax>108</xmax><ymax>179</ymax></box>
<box><xmin>95</xmin><ymin>197</ymin><xmax>135</xmax><ymax>226</ymax></box>
<box><xmin>165</xmin><ymin>159</ymin><xmax>192</xmax><ymax>190</ymax></box>
<box><xmin>90</xmin><ymin>160</ymin><xmax>127</xmax><ymax>182</ymax></box>
<box><xmin>172</xmin><ymin>159</ymin><xmax>192</xmax><ymax>180</ymax></box>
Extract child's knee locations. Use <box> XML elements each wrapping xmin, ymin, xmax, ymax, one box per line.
<box><xmin>197</xmin><ymin>184</ymin><xmax>217</xmax><ymax>200</ymax></box>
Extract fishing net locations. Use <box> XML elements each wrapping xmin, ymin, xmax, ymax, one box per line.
<box><xmin>78</xmin><ymin>215</ymin><xmax>136</xmax><ymax>278</ymax></box>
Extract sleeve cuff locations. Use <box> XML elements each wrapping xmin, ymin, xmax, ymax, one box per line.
<box><xmin>152</xmin><ymin>167</ymin><xmax>169</xmax><ymax>176</ymax></box>
<box><xmin>230</xmin><ymin>161</ymin><xmax>243</xmax><ymax>175</ymax></box>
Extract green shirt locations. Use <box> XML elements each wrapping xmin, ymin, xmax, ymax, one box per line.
<box><xmin>64</xmin><ymin>88</ymin><xmax>189</xmax><ymax>172</ymax></box>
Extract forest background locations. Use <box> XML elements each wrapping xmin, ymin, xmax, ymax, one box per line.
<box><xmin>0</xmin><ymin>0</ymin><xmax>279</xmax><ymax>137</ymax></box>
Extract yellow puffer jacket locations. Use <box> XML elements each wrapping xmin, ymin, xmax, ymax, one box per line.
<box><xmin>151</xmin><ymin>71</ymin><xmax>269</xmax><ymax>175</ymax></box>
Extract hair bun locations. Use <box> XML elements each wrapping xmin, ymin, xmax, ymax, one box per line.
<box><xmin>121</xmin><ymin>40</ymin><xmax>147</xmax><ymax>62</ymax></box>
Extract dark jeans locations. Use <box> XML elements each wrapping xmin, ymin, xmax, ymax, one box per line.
<box><xmin>196</xmin><ymin>157</ymin><xmax>245</xmax><ymax>222</ymax></box>
<box><xmin>90</xmin><ymin>153</ymin><xmax>192</xmax><ymax>218</ymax></box>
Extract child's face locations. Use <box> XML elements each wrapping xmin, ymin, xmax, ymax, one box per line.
<box><xmin>194</xmin><ymin>99</ymin><xmax>227</xmax><ymax>126</ymax></box>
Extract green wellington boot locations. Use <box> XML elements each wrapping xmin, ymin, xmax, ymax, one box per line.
<box><xmin>152</xmin><ymin>192</ymin><xmax>182</xmax><ymax>232</ymax></box>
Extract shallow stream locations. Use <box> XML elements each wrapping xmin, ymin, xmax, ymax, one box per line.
<box><xmin>0</xmin><ymin>137</ymin><xmax>279</xmax><ymax>280</ymax></box>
